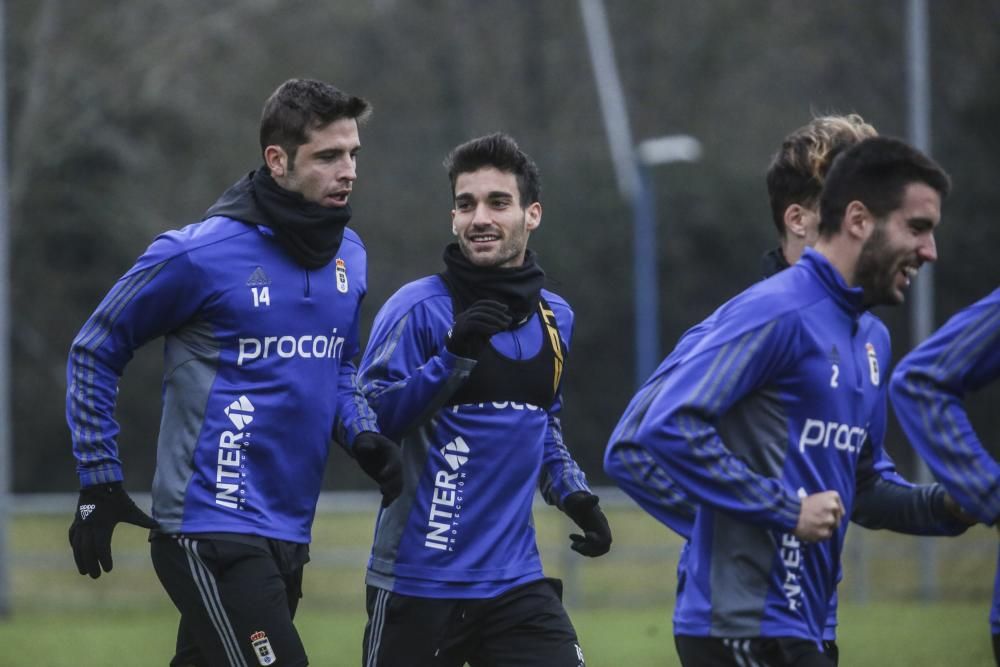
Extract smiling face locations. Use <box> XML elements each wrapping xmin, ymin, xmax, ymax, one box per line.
<box><xmin>265</xmin><ymin>117</ymin><xmax>360</xmax><ymax>207</ymax></box>
<box><xmin>451</xmin><ymin>167</ymin><xmax>541</xmax><ymax>268</ymax></box>
<box><xmin>855</xmin><ymin>181</ymin><xmax>941</xmax><ymax>306</ymax></box>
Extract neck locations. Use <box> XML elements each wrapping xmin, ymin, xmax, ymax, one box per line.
<box><xmin>812</xmin><ymin>237</ymin><xmax>858</xmax><ymax>287</ymax></box>
<box><xmin>781</xmin><ymin>238</ymin><xmax>805</xmax><ymax>265</ymax></box>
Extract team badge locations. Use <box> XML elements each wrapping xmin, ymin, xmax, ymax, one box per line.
<box><xmin>335</xmin><ymin>258</ymin><xmax>349</xmax><ymax>293</ymax></box>
<box><xmin>865</xmin><ymin>342</ymin><xmax>880</xmax><ymax>386</ymax></box>
<box><xmin>250</xmin><ymin>630</ymin><xmax>276</xmax><ymax>665</ymax></box>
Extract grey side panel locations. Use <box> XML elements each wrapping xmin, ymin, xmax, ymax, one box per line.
<box><xmin>709</xmin><ymin>385</ymin><xmax>788</xmax><ymax>636</ymax></box>
<box><xmin>367</xmin><ymin>418</ymin><xmax>437</xmax><ymax>588</ymax></box>
<box><xmin>151</xmin><ymin>321</ymin><xmax>219</xmax><ymax>531</ymax></box>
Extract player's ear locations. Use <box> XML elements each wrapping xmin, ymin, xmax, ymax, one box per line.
<box><xmin>525</xmin><ymin>202</ymin><xmax>541</xmax><ymax>232</ymax></box>
<box><xmin>264</xmin><ymin>145</ymin><xmax>289</xmax><ymax>178</ymax></box>
<box><xmin>843</xmin><ymin>200</ymin><xmax>873</xmax><ymax>241</ymax></box>
<box><xmin>784</xmin><ymin>205</ymin><xmax>809</xmax><ymax>239</ymax></box>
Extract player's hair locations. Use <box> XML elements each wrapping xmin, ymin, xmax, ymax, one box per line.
<box><xmin>819</xmin><ymin>136</ymin><xmax>951</xmax><ymax>236</ymax></box>
<box><xmin>444</xmin><ymin>132</ymin><xmax>541</xmax><ymax>207</ymax></box>
<box><xmin>259</xmin><ymin>78</ymin><xmax>372</xmax><ymax>167</ymax></box>
<box><xmin>766</xmin><ymin>114</ymin><xmax>877</xmax><ymax>238</ymax></box>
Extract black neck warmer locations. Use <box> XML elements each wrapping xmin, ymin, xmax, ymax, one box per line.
<box><xmin>251</xmin><ymin>166</ymin><xmax>352</xmax><ymax>269</ymax></box>
<box><xmin>440</xmin><ymin>243</ymin><xmax>546</xmax><ymax>324</ymax></box>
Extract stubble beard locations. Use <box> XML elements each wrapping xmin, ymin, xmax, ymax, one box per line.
<box><xmin>856</xmin><ymin>225</ymin><xmax>905</xmax><ymax>307</ymax></box>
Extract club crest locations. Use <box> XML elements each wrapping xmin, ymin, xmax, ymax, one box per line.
<box><xmin>335</xmin><ymin>258</ymin><xmax>349</xmax><ymax>294</ymax></box>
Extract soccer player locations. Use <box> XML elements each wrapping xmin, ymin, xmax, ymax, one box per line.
<box><xmin>605</xmin><ymin>136</ymin><xmax>951</xmax><ymax>666</ymax></box>
<box><xmin>357</xmin><ymin>132</ymin><xmax>611</xmax><ymax>666</ymax></box>
<box><xmin>890</xmin><ymin>287</ymin><xmax>1000</xmax><ymax>664</ymax></box>
<box><xmin>66</xmin><ymin>78</ymin><xmax>403</xmax><ymax>667</ymax></box>
<box><xmin>605</xmin><ymin>115</ymin><xmax>967</xmax><ymax>664</ymax></box>
<box><xmin>761</xmin><ymin>114</ymin><xmax>877</xmax><ymax>275</ymax></box>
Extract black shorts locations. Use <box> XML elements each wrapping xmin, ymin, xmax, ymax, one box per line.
<box><xmin>150</xmin><ymin>533</ymin><xmax>310</xmax><ymax>667</ymax></box>
<box><xmin>675</xmin><ymin>635</ymin><xmax>836</xmax><ymax>667</ymax></box>
<box><xmin>362</xmin><ymin>578</ymin><xmax>585</xmax><ymax>667</ymax></box>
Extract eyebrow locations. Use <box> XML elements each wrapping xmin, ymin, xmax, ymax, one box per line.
<box><xmin>455</xmin><ymin>190</ymin><xmax>515</xmax><ymax>201</ymax></box>
<box><xmin>907</xmin><ymin>216</ymin><xmax>937</xmax><ymax>230</ymax></box>
<box><xmin>312</xmin><ymin>144</ymin><xmax>360</xmax><ymax>158</ymax></box>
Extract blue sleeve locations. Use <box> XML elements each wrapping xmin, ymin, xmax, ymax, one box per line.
<box><xmin>604</xmin><ymin>324</ymin><xmax>711</xmax><ymax>538</ymax></box>
<box><xmin>358</xmin><ymin>290</ymin><xmax>476</xmax><ymax>440</ymax></box>
<box><xmin>624</xmin><ymin>316</ymin><xmax>803</xmax><ymax>533</ymax></box>
<box><xmin>538</xmin><ymin>408</ymin><xmax>591</xmax><ymax>507</ymax></box>
<box><xmin>890</xmin><ymin>288</ymin><xmax>1000</xmax><ymax>524</ymax></box>
<box><xmin>534</xmin><ymin>299</ymin><xmax>591</xmax><ymax>505</ymax></box>
<box><xmin>604</xmin><ymin>440</ymin><xmax>697</xmax><ymax>538</ymax></box>
<box><xmin>66</xmin><ymin>237</ymin><xmax>207</xmax><ymax>486</ymax></box>
<box><xmin>334</xmin><ymin>296</ymin><xmax>380</xmax><ymax>448</ymax></box>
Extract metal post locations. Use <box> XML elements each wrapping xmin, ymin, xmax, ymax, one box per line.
<box><xmin>907</xmin><ymin>0</ymin><xmax>933</xmax><ymax>348</ymax></box>
<box><xmin>578</xmin><ymin>0</ymin><xmax>701</xmax><ymax>386</ymax></box>
<box><xmin>578</xmin><ymin>0</ymin><xmax>652</xmax><ymax>385</ymax></box>
<box><xmin>633</xmin><ymin>164</ymin><xmax>659</xmax><ymax>383</ymax></box>
<box><xmin>632</xmin><ymin>136</ymin><xmax>702</xmax><ymax>383</ymax></box>
<box><xmin>0</xmin><ymin>0</ymin><xmax>13</xmax><ymax>618</ymax></box>
<box><xmin>906</xmin><ymin>0</ymin><xmax>938</xmax><ymax>601</ymax></box>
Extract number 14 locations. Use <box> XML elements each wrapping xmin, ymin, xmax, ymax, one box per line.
<box><xmin>251</xmin><ymin>286</ymin><xmax>271</xmax><ymax>307</ymax></box>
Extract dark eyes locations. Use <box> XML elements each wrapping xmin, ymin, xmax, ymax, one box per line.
<box><xmin>454</xmin><ymin>198</ymin><xmax>513</xmax><ymax>211</ymax></box>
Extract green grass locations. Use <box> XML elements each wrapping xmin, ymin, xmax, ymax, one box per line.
<box><xmin>5</xmin><ymin>507</ymin><xmax>997</xmax><ymax>665</ymax></box>
<box><xmin>0</xmin><ymin>603</ymin><xmax>992</xmax><ymax>666</ymax></box>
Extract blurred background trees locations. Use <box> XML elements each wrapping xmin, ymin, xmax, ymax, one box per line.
<box><xmin>8</xmin><ymin>0</ymin><xmax>999</xmax><ymax>492</ymax></box>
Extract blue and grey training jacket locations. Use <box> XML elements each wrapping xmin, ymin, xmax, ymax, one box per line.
<box><xmin>66</xmin><ymin>217</ymin><xmax>378</xmax><ymax>543</ymax></box>
<box><xmin>605</xmin><ymin>248</ymin><xmax>907</xmax><ymax>643</ymax></box>
<box><xmin>890</xmin><ymin>286</ymin><xmax>1000</xmax><ymax>631</ymax></box>
<box><xmin>606</xmin><ymin>250</ymin><xmax>965</xmax><ymax>641</ymax></box>
<box><xmin>358</xmin><ymin>275</ymin><xmax>590</xmax><ymax>598</ymax></box>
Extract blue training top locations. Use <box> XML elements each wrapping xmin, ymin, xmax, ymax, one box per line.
<box><xmin>891</xmin><ymin>286</ymin><xmax>1000</xmax><ymax>631</ymax></box>
<box><xmin>358</xmin><ymin>275</ymin><xmax>591</xmax><ymax>598</ymax></box>
<box><xmin>605</xmin><ymin>253</ymin><xmax>964</xmax><ymax>641</ymax></box>
<box><xmin>66</xmin><ymin>217</ymin><xmax>378</xmax><ymax>542</ymax></box>
<box><xmin>607</xmin><ymin>248</ymin><xmax>892</xmax><ymax>643</ymax></box>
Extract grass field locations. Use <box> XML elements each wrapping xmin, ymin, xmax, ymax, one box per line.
<box><xmin>3</xmin><ymin>503</ymin><xmax>997</xmax><ymax>665</ymax></box>
<box><xmin>0</xmin><ymin>602</ymin><xmax>993</xmax><ymax>666</ymax></box>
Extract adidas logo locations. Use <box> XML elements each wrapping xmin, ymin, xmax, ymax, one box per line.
<box><xmin>441</xmin><ymin>437</ymin><xmax>469</xmax><ymax>471</ymax></box>
<box><xmin>246</xmin><ymin>266</ymin><xmax>271</xmax><ymax>287</ymax></box>
<box><xmin>828</xmin><ymin>345</ymin><xmax>841</xmax><ymax>364</ymax></box>
<box><xmin>79</xmin><ymin>504</ymin><xmax>96</xmax><ymax>520</ymax></box>
<box><xmin>225</xmin><ymin>395</ymin><xmax>255</xmax><ymax>430</ymax></box>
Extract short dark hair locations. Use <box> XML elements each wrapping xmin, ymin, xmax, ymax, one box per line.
<box><xmin>819</xmin><ymin>137</ymin><xmax>951</xmax><ymax>237</ymax></box>
<box><xmin>259</xmin><ymin>78</ymin><xmax>372</xmax><ymax>164</ymax></box>
<box><xmin>766</xmin><ymin>114</ymin><xmax>877</xmax><ymax>238</ymax></box>
<box><xmin>444</xmin><ymin>132</ymin><xmax>541</xmax><ymax>206</ymax></box>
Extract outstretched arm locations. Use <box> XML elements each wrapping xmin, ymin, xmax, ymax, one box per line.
<box><xmin>890</xmin><ymin>288</ymin><xmax>1000</xmax><ymax>525</ymax></box>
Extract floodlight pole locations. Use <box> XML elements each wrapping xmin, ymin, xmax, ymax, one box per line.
<box><xmin>905</xmin><ymin>0</ymin><xmax>939</xmax><ymax>602</ymax></box>
<box><xmin>633</xmin><ymin>136</ymin><xmax>701</xmax><ymax>384</ymax></box>
<box><xmin>0</xmin><ymin>0</ymin><xmax>13</xmax><ymax>618</ymax></box>
<box><xmin>579</xmin><ymin>0</ymin><xmax>700</xmax><ymax>386</ymax></box>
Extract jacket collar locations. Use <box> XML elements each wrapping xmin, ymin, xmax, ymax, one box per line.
<box><xmin>799</xmin><ymin>247</ymin><xmax>866</xmax><ymax>316</ymax></box>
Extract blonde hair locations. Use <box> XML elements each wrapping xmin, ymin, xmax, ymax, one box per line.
<box><xmin>766</xmin><ymin>113</ymin><xmax>878</xmax><ymax>236</ymax></box>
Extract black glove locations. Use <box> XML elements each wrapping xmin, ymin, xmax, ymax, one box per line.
<box><xmin>353</xmin><ymin>431</ymin><xmax>403</xmax><ymax>508</ymax></box>
<box><xmin>68</xmin><ymin>482</ymin><xmax>158</xmax><ymax>579</ymax></box>
<box><xmin>446</xmin><ymin>300</ymin><xmax>512</xmax><ymax>358</ymax></box>
<box><xmin>942</xmin><ymin>492</ymin><xmax>978</xmax><ymax>526</ymax></box>
<box><xmin>563</xmin><ymin>491</ymin><xmax>612</xmax><ymax>557</ymax></box>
